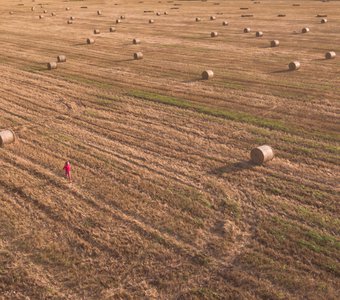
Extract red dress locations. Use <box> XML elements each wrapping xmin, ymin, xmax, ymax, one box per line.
<box><xmin>63</xmin><ymin>163</ymin><xmax>71</xmax><ymax>175</ymax></box>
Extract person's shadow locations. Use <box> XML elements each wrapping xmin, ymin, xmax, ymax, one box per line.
<box><xmin>211</xmin><ymin>160</ymin><xmax>255</xmax><ymax>176</ymax></box>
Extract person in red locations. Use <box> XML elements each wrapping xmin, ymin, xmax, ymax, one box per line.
<box><xmin>63</xmin><ymin>161</ymin><xmax>72</xmax><ymax>182</ymax></box>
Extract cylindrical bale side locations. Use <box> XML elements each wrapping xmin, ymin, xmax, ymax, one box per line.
<box><xmin>0</xmin><ymin>130</ymin><xmax>16</xmax><ymax>147</ymax></box>
<box><xmin>57</xmin><ymin>55</ymin><xmax>66</xmax><ymax>63</ymax></box>
<box><xmin>109</xmin><ymin>27</ymin><xmax>116</xmax><ymax>32</ymax></box>
<box><xmin>321</xmin><ymin>18</ymin><xmax>327</xmax><ymax>23</ymax></box>
<box><xmin>156</xmin><ymin>12</ymin><xmax>161</xmax><ymax>16</ymax></box>
<box><xmin>325</xmin><ymin>51</ymin><xmax>336</xmax><ymax>59</ymax></box>
<box><xmin>164</xmin><ymin>11</ymin><xmax>168</xmax><ymax>15</ymax></box>
<box><xmin>39</xmin><ymin>15</ymin><xmax>43</xmax><ymax>19</ymax></box>
<box><xmin>222</xmin><ymin>21</ymin><xmax>228</xmax><ymax>26</ymax></box>
<box><xmin>31</xmin><ymin>7</ymin><xmax>35</xmax><ymax>11</ymax></box>
<box><xmin>149</xmin><ymin>19</ymin><xmax>154</xmax><ymax>23</ymax></box>
<box><xmin>202</xmin><ymin>70</ymin><xmax>214</xmax><ymax>80</ymax></box>
<box><xmin>270</xmin><ymin>40</ymin><xmax>280</xmax><ymax>47</ymax></box>
<box><xmin>134</xmin><ymin>52</ymin><xmax>143</xmax><ymax>60</ymax></box>
<box><xmin>87</xmin><ymin>38</ymin><xmax>95</xmax><ymax>44</ymax></box>
<box><xmin>94</xmin><ymin>29</ymin><xmax>100</xmax><ymax>34</ymax></box>
<box><xmin>289</xmin><ymin>61</ymin><xmax>300</xmax><ymax>70</ymax></box>
<box><xmin>256</xmin><ymin>31</ymin><xmax>263</xmax><ymax>37</ymax></box>
<box><xmin>211</xmin><ymin>32</ymin><xmax>218</xmax><ymax>37</ymax></box>
<box><xmin>133</xmin><ymin>38</ymin><xmax>141</xmax><ymax>44</ymax></box>
<box><xmin>116</xmin><ymin>19</ymin><xmax>121</xmax><ymax>23</ymax></box>
<box><xmin>97</xmin><ymin>10</ymin><xmax>102</xmax><ymax>15</ymax></box>
<box><xmin>195</xmin><ymin>17</ymin><xmax>201</xmax><ymax>22</ymax></box>
<box><xmin>244</xmin><ymin>27</ymin><xmax>250</xmax><ymax>33</ymax></box>
<box><xmin>43</xmin><ymin>10</ymin><xmax>47</xmax><ymax>13</ymax></box>
<box><xmin>47</xmin><ymin>62</ymin><xmax>57</xmax><ymax>70</ymax></box>
<box><xmin>302</xmin><ymin>27</ymin><xmax>310</xmax><ymax>33</ymax></box>
<box><xmin>250</xmin><ymin>145</ymin><xmax>274</xmax><ymax>165</ymax></box>
<box><xmin>210</xmin><ymin>16</ymin><xmax>216</xmax><ymax>20</ymax></box>
<box><xmin>70</xmin><ymin>16</ymin><xmax>75</xmax><ymax>20</ymax></box>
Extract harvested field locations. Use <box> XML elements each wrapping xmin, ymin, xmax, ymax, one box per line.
<box><xmin>0</xmin><ymin>0</ymin><xmax>339</xmax><ymax>299</ymax></box>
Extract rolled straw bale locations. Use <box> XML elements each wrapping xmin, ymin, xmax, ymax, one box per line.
<box><xmin>256</xmin><ymin>31</ymin><xmax>263</xmax><ymax>37</ymax></box>
<box><xmin>134</xmin><ymin>52</ymin><xmax>143</xmax><ymax>60</ymax></box>
<box><xmin>97</xmin><ymin>10</ymin><xmax>102</xmax><ymax>15</ymax></box>
<box><xmin>87</xmin><ymin>38</ymin><xmax>95</xmax><ymax>44</ymax></box>
<box><xmin>202</xmin><ymin>70</ymin><xmax>214</xmax><ymax>80</ymax></box>
<box><xmin>289</xmin><ymin>61</ymin><xmax>300</xmax><ymax>70</ymax></box>
<box><xmin>211</xmin><ymin>31</ymin><xmax>218</xmax><ymax>37</ymax></box>
<box><xmin>196</xmin><ymin>17</ymin><xmax>201</xmax><ymax>22</ymax></box>
<box><xmin>67</xmin><ymin>20</ymin><xmax>73</xmax><ymax>24</ymax></box>
<box><xmin>94</xmin><ymin>29</ymin><xmax>100</xmax><ymax>34</ymax></box>
<box><xmin>133</xmin><ymin>38</ymin><xmax>141</xmax><ymax>44</ymax></box>
<box><xmin>149</xmin><ymin>19</ymin><xmax>154</xmax><ymax>23</ymax></box>
<box><xmin>325</xmin><ymin>51</ymin><xmax>336</xmax><ymax>59</ymax></box>
<box><xmin>210</xmin><ymin>16</ymin><xmax>216</xmax><ymax>20</ymax></box>
<box><xmin>116</xmin><ymin>19</ymin><xmax>121</xmax><ymax>23</ymax></box>
<box><xmin>47</xmin><ymin>62</ymin><xmax>57</xmax><ymax>70</ymax></box>
<box><xmin>302</xmin><ymin>27</ymin><xmax>309</xmax><ymax>33</ymax></box>
<box><xmin>109</xmin><ymin>27</ymin><xmax>116</xmax><ymax>32</ymax></box>
<box><xmin>222</xmin><ymin>21</ymin><xmax>228</xmax><ymax>26</ymax></box>
<box><xmin>244</xmin><ymin>27</ymin><xmax>251</xmax><ymax>33</ymax></box>
<box><xmin>321</xmin><ymin>18</ymin><xmax>327</xmax><ymax>23</ymax></box>
<box><xmin>0</xmin><ymin>130</ymin><xmax>16</xmax><ymax>147</ymax></box>
<box><xmin>250</xmin><ymin>145</ymin><xmax>274</xmax><ymax>165</ymax></box>
<box><xmin>270</xmin><ymin>40</ymin><xmax>279</xmax><ymax>47</ymax></box>
<box><xmin>57</xmin><ymin>55</ymin><xmax>66</xmax><ymax>62</ymax></box>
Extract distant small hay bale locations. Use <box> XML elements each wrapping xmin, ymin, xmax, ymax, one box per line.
<box><xmin>43</xmin><ymin>10</ymin><xmax>47</xmax><ymax>13</ymax></box>
<box><xmin>250</xmin><ymin>145</ymin><xmax>274</xmax><ymax>165</ymax></box>
<box><xmin>87</xmin><ymin>38</ymin><xmax>95</xmax><ymax>44</ymax></box>
<box><xmin>149</xmin><ymin>19</ymin><xmax>154</xmax><ymax>23</ymax></box>
<box><xmin>66</xmin><ymin>7</ymin><xmax>70</xmax><ymax>11</ymax></box>
<box><xmin>164</xmin><ymin>11</ymin><xmax>168</xmax><ymax>15</ymax></box>
<box><xmin>134</xmin><ymin>52</ymin><xmax>143</xmax><ymax>60</ymax></box>
<box><xmin>302</xmin><ymin>27</ymin><xmax>310</xmax><ymax>33</ymax></box>
<box><xmin>120</xmin><ymin>15</ymin><xmax>125</xmax><ymax>19</ymax></box>
<box><xmin>109</xmin><ymin>27</ymin><xmax>116</xmax><ymax>32</ymax></box>
<box><xmin>195</xmin><ymin>17</ymin><xmax>201</xmax><ymax>22</ymax></box>
<box><xmin>210</xmin><ymin>16</ymin><xmax>216</xmax><ymax>20</ymax></box>
<box><xmin>289</xmin><ymin>61</ymin><xmax>300</xmax><ymax>71</ymax></box>
<box><xmin>222</xmin><ymin>21</ymin><xmax>228</xmax><ymax>26</ymax></box>
<box><xmin>244</xmin><ymin>27</ymin><xmax>251</xmax><ymax>33</ymax></box>
<box><xmin>325</xmin><ymin>51</ymin><xmax>336</xmax><ymax>59</ymax></box>
<box><xmin>67</xmin><ymin>20</ymin><xmax>73</xmax><ymax>24</ymax></box>
<box><xmin>57</xmin><ymin>55</ymin><xmax>66</xmax><ymax>62</ymax></box>
<box><xmin>94</xmin><ymin>29</ymin><xmax>100</xmax><ymax>34</ymax></box>
<box><xmin>211</xmin><ymin>31</ymin><xmax>218</xmax><ymax>37</ymax></box>
<box><xmin>256</xmin><ymin>31</ymin><xmax>263</xmax><ymax>37</ymax></box>
<box><xmin>133</xmin><ymin>38</ymin><xmax>141</xmax><ymax>44</ymax></box>
<box><xmin>47</xmin><ymin>62</ymin><xmax>57</xmax><ymax>70</ymax></box>
<box><xmin>51</xmin><ymin>12</ymin><xmax>56</xmax><ymax>16</ymax></box>
<box><xmin>97</xmin><ymin>10</ymin><xmax>102</xmax><ymax>15</ymax></box>
<box><xmin>0</xmin><ymin>130</ymin><xmax>16</xmax><ymax>147</ymax></box>
<box><xmin>39</xmin><ymin>15</ymin><xmax>43</xmax><ymax>19</ymax></box>
<box><xmin>321</xmin><ymin>18</ymin><xmax>327</xmax><ymax>23</ymax></box>
<box><xmin>270</xmin><ymin>40</ymin><xmax>280</xmax><ymax>47</ymax></box>
<box><xmin>31</xmin><ymin>7</ymin><xmax>35</xmax><ymax>11</ymax></box>
<box><xmin>156</xmin><ymin>12</ymin><xmax>161</xmax><ymax>16</ymax></box>
<box><xmin>9</xmin><ymin>11</ymin><xmax>14</xmax><ymax>15</ymax></box>
<box><xmin>202</xmin><ymin>70</ymin><xmax>214</xmax><ymax>80</ymax></box>
<box><xmin>116</xmin><ymin>19</ymin><xmax>121</xmax><ymax>23</ymax></box>
<box><xmin>70</xmin><ymin>16</ymin><xmax>75</xmax><ymax>20</ymax></box>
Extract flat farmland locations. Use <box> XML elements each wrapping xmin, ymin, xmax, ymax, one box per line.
<box><xmin>0</xmin><ymin>0</ymin><xmax>339</xmax><ymax>299</ymax></box>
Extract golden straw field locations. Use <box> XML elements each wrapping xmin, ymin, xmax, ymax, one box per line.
<box><xmin>0</xmin><ymin>0</ymin><xmax>339</xmax><ymax>299</ymax></box>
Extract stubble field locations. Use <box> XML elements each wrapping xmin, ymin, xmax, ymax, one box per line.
<box><xmin>0</xmin><ymin>0</ymin><xmax>339</xmax><ymax>299</ymax></box>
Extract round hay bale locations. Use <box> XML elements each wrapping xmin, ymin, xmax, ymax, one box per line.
<box><xmin>0</xmin><ymin>130</ymin><xmax>16</xmax><ymax>147</ymax></box>
<box><xmin>9</xmin><ymin>11</ymin><xmax>14</xmax><ymax>15</ymax></box>
<box><xmin>244</xmin><ymin>27</ymin><xmax>250</xmax><ymax>33</ymax></box>
<box><xmin>120</xmin><ymin>15</ymin><xmax>125</xmax><ymax>19</ymax></box>
<box><xmin>222</xmin><ymin>21</ymin><xmax>228</xmax><ymax>26</ymax></box>
<box><xmin>250</xmin><ymin>145</ymin><xmax>274</xmax><ymax>165</ymax></box>
<box><xmin>256</xmin><ymin>31</ymin><xmax>263</xmax><ymax>37</ymax></box>
<box><xmin>134</xmin><ymin>52</ymin><xmax>143</xmax><ymax>60</ymax></box>
<box><xmin>66</xmin><ymin>7</ymin><xmax>70</xmax><ymax>11</ymax></box>
<box><xmin>321</xmin><ymin>18</ymin><xmax>327</xmax><ymax>23</ymax></box>
<box><xmin>109</xmin><ymin>27</ymin><xmax>116</xmax><ymax>32</ymax></box>
<box><xmin>51</xmin><ymin>12</ymin><xmax>56</xmax><ymax>16</ymax></box>
<box><xmin>57</xmin><ymin>55</ymin><xmax>66</xmax><ymax>63</ymax></box>
<box><xmin>133</xmin><ymin>38</ymin><xmax>141</xmax><ymax>44</ymax></box>
<box><xmin>87</xmin><ymin>38</ymin><xmax>95</xmax><ymax>44</ymax></box>
<box><xmin>302</xmin><ymin>27</ymin><xmax>310</xmax><ymax>33</ymax></box>
<box><xmin>164</xmin><ymin>11</ymin><xmax>168</xmax><ymax>15</ymax></box>
<box><xmin>210</xmin><ymin>16</ymin><xmax>216</xmax><ymax>20</ymax></box>
<box><xmin>288</xmin><ymin>61</ymin><xmax>300</xmax><ymax>70</ymax></box>
<box><xmin>67</xmin><ymin>20</ymin><xmax>73</xmax><ymax>24</ymax></box>
<box><xmin>211</xmin><ymin>31</ymin><xmax>218</xmax><ymax>37</ymax></box>
<box><xmin>270</xmin><ymin>40</ymin><xmax>280</xmax><ymax>47</ymax></box>
<box><xmin>39</xmin><ymin>15</ymin><xmax>43</xmax><ymax>19</ymax></box>
<box><xmin>156</xmin><ymin>12</ymin><xmax>161</xmax><ymax>16</ymax></box>
<box><xmin>202</xmin><ymin>70</ymin><xmax>214</xmax><ymax>80</ymax></box>
<box><xmin>325</xmin><ymin>51</ymin><xmax>336</xmax><ymax>59</ymax></box>
<box><xmin>47</xmin><ymin>62</ymin><xmax>57</xmax><ymax>70</ymax></box>
<box><xmin>116</xmin><ymin>19</ymin><xmax>121</xmax><ymax>23</ymax></box>
<box><xmin>31</xmin><ymin>7</ymin><xmax>35</xmax><ymax>11</ymax></box>
<box><xmin>195</xmin><ymin>17</ymin><xmax>201</xmax><ymax>22</ymax></box>
<box><xmin>43</xmin><ymin>10</ymin><xmax>47</xmax><ymax>13</ymax></box>
<box><xmin>94</xmin><ymin>29</ymin><xmax>100</xmax><ymax>34</ymax></box>
<box><xmin>149</xmin><ymin>19</ymin><xmax>154</xmax><ymax>23</ymax></box>
<box><xmin>97</xmin><ymin>10</ymin><xmax>102</xmax><ymax>15</ymax></box>
<box><xmin>70</xmin><ymin>16</ymin><xmax>75</xmax><ymax>20</ymax></box>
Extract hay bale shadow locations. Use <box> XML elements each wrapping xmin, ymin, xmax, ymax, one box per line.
<box><xmin>271</xmin><ymin>69</ymin><xmax>292</xmax><ymax>74</ymax></box>
<box><xmin>182</xmin><ymin>78</ymin><xmax>202</xmax><ymax>83</ymax></box>
<box><xmin>211</xmin><ymin>160</ymin><xmax>254</xmax><ymax>176</ymax></box>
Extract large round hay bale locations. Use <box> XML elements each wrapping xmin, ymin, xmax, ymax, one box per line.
<box><xmin>31</xmin><ymin>7</ymin><xmax>35</xmax><ymax>11</ymax></box>
<box><xmin>133</xmin><ymin>38</ymin><xmax>141</xmax><ymax>44</ymax></box>
<box><xmin>211</xmin><ymin>31</ymin><xmax>218</xmax><ymax>37</ymax></box>
<box><xmin>116</xmin><ymin>19</ymin><xmax>121</xmax><ymax>23</ymax></box>
<box><xmin>51</xmin><ymin>12</ymin><xmax>56</xmax><ymax>16</ymax></box>
<box><xmin>256</xmin><ymin>31</ymin><xmax>263</xmax><ymax>37</ymax></box>
<box><xmin>210</xmin><ymin>16</ymin><xmax>216</xmax><ymax>20</ymax></box>
<box><xmin>149</xmin><ymin>19</ymin><xmax>154</xmax><ymax>23</ymax></box>
<box><xmin>120</xmin><ymin>15</ymin><xmax>125</xmax><ymax>19</ymax></box>
<box><xmin>244</xmin><ymin>27</ymin><xmax>250</xmax><ymax>33</ymax></box>
<box><xmin>289</xmin><ymin>61</ymin><xmax>300</xmax><ymax>70</ymax></box>
<box><xmin>47</xmin><ymin>62</ymin><xmax>57</xmax><ymax>70</ymax></box>
<box><xmin>302</xmin><ymin>27</ymin><xmax>310</xmax><ymax>33</ymax></box>
<box><xmin>87</xmin><ymin>38</ymin><xmax>95</xmax><ymax>44</ymax></box>
<box><xmin>195</xmin><ymin>17</ymin><xmax>201</xmax><ymax>22</ymax></box>
<box><xmin>94</xmin><ymin>29</ymin><xmax>100</xmax><ymax>34</ymax></box>
<box><xmin>67</xmin><ymin>20</ymin><xmax>73</xmax><ymax>24</ymax></box>
<box><xmin>156</xmin><ymin>12</ymin><xmax>161</xmax><ymax>16</ymax></box>
<box><xmin>39</xmin><ymin>15</ymin><xmax>43</xmax><ymax>19</ymax></box>
<box><xmin>202</xmin><ymin>70</ymin><xmax>214</xmax><ymax>80</ymax></box>
<box><xmin>164</xmin><ymin>11</ymin><xmax>168</xmax><ymax>15</ymax></box>
<box><xmin>57</xmin><ymin>55</ymin><xmax>66</xmax><ymax>63</ymax></box>
<box><xmin>325</xmin><ymin>51</ymin><xmax>336</xmax><ymax>59</ymax></box>
<box><xmin>43</xmin><ymin>10</ymin><xmax>47</xmax><ymax>13</ymax></box>
<box><xmin>70</xmin><ymin>16</ymin><xmax>75</xmax><ymax>20</ymax></box>
<box><xmin>97</xmin><ymin>10</ymin><xmax>102</xmax><ymax>15</ymax></box>
<box><xmin>0</xmin><ymin>130</ymin><xmax>16</xmax><ymax>147</ymax></box>
<box><xmin>321</xmin><ymin>18</ymin><xmax>327</xmax><ymax>23</ymax></box>
<box><xmin>222</xmin><ymin>21</ymin><xmax>228</xmax><ymax>26</ymax></box>
<box><xmin>270</xmin><ymin>40</ymin><xmax>280</xmax><ymax>47</ymax></box>
<box><xmin>9</xmin><ymin>11</ymin><xmax>14</xmax><ymax>15</ymax></box>
<box><xmin>250</xmin><ymin>145</ymin><xmax>274</xmax><ymax>165</ymax></box>
<box><xmin>134</xmin><ymin>52</ymin><xmax>143</xmax><ymax>60</ymax></box>
<box><xmin>66</xmin><ymin>7</ymin><xmax>70</xmax><ymax>11</ymax></box>
<box><xmin>109</xmin><ymin>27</ymin><xmax>116</xmax><ymax>32</ymax></box>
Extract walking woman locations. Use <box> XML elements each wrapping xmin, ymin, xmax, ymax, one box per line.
<box><xmin>63</xmin><ymin>161</ymin><xmax>72</xmax><ymax>182</ymax></box>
